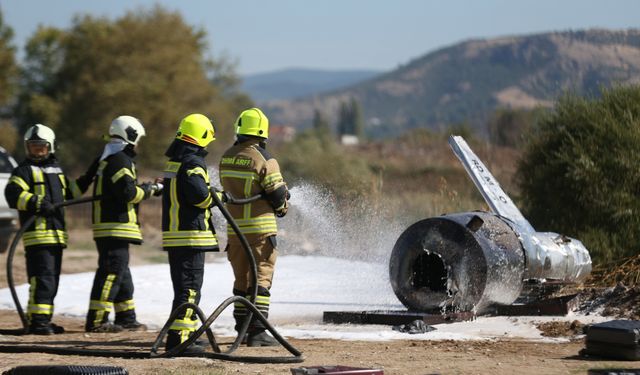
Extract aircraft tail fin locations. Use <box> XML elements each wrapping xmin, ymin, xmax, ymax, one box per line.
<box><xmin>448</xmin><ymin>135</ymin><xmax>534</xmax><ymax>232</ymax></box>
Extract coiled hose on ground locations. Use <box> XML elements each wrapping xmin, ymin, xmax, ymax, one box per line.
<box><xmin>0</xmin><ymin>193</ymin><xmax>303</xmax><ymax>364</ymax></box>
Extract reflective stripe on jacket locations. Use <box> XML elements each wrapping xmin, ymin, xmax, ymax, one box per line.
<box><xmin>92</xmin><ymin>150</ymin><xmax>144</xmax><ymax>243</ymax></box>
<box><xmin>4</xmin><ymin>157</ymin><xmax>82</xmax><ymax>248</ymax></box>
<box><xmin>219</xmin><ymin>139</ymin><xmax>286</xmax><ymax>242</ymax></box>
<box><xmin>161</xmin><ymin>145</ymin><xmax>218</xmax><ymax>251</ymax></box>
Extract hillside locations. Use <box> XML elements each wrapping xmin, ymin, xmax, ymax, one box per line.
<box><xmin>240</xmin><ymin>68</ymin><xmax>381</xmax><ymax>101</ymax></box>
<box><xmin>264</xmin><ymin>29</ymin><xmax>640</xmax><ymax>137</ymax></box>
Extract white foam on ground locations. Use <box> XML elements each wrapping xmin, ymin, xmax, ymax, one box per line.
<box><xmin>0</xmin><ymin>255</ymin><xmax>609</xmax><ymax>341</ymax></box>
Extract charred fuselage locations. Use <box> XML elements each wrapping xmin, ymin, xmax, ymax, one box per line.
<box><xmin>389</xmin><ymin>136</ymin><xmax>592</xmax><ymax>313</ymax></box>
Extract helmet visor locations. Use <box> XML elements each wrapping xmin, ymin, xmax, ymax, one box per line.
<box><xmin>26</xmin><ymin>140</ymin><xmax>50</xmax><ymax>160</ymax></box>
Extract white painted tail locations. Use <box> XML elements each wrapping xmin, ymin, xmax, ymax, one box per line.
<box><xmin>448</xmin><ymin>135</ymin><xmax>534</xmax><ymax>233</ymax></box>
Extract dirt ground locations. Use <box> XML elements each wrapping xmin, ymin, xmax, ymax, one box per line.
<box><xmin>1</xmin><ymin>231</ymin><xmax>640</xmax><ymax>374</ymax></box>
<box><xmin>0</xmin><ymin>312</ymin><xmax>638</xmax><ymax>375</ymax></box>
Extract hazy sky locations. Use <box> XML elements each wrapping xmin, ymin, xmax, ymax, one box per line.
<box><xmin>3</xmin><ymin>0</ymin><xmax>640</xmax><ymax>75</ymax></box>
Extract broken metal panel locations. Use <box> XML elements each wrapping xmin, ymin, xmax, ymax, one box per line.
<box><xmin>447</xmin><ymin>135</ymin><xmax>592</xmax><ymax>283</ymax></box>
<box><xmin>492</xmin><ymin>294</ymin><xmax>580</xmax><ymax>316</ymax></box>
<box><xmin>322</xmin><ymin>310</ymin><xmax>474</xmax><ymax>326</ymax></box>
<box><xmin>519</xmin><ymin>231</ymin><xmax>592</xmax><ymax>281</ymax></box>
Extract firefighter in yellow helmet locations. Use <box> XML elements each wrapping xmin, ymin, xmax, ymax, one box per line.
<box><xmin>219</xmin><ymin>108</ymin><xmax>290</xmax><ymax>347</ymax></box>
<box><xmin>4</xmin><ymin>124</ymin><xmax>97</xmax><ymax>334</ymax></box>
<box><xmin>161</xmin><ymin>113</ymin><xmax>217</xmax><ymax>353</ymax></box>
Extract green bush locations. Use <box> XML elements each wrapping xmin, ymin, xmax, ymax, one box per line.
<box><xmin>517</xmin><ymin>85</ymin><xmax>640</xmax><ymax>263</ymax></box>
<box><xmin>0</xmin><ymin>121</ymin><xmax>18</xmax><ymax>153</ymax></box>
<box><xmin>487</xmin><ymin>107</ymin><xmax>545</xmax><ymax>147</ymax></box>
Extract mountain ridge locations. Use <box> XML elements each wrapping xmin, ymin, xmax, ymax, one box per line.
<box><xmin>241</xmin><ymin>67</ymin><xmax>382</xmax><ymax>101</ymax></box>
<box><xmin>262</xmin><ymin>29</ymin><xmax>640</xmax><ymax>137</ymax></box>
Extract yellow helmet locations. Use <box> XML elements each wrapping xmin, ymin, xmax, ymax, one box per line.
<box><xmin>176</xmin><ymin>113</ymin><xmax>215</xmax><ymax>147</ymax></box>
<box><xmin>235</xmin><ymin>108</ymin><xmax>269</xmax><ymax>139</ymax></box>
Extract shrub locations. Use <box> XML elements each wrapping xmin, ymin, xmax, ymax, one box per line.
<box><xmin>517</xmin><ymin>85</ymin><xmax>640</xmax><ymax>263</ymax></box>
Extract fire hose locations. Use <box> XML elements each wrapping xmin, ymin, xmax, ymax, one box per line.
<box><xmin>0</xmin><ymin>192</ymin><xmax>303</xmax><ymax>363</ymax></box>
<box><xmin>1</xmin><ymin>196</ymin><xmax>98</xmax><ymax>335</ymax></box>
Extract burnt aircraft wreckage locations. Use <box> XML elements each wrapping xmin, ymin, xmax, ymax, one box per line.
<box><xmin>389</xmin><ymin>135</ymin><xmax>592</xmax><ymax>315</ymax></box>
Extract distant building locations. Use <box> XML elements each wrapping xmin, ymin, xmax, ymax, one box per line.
<box><xmin>340</xmin><ymin>134</ymin><xmax>359</xmax><ymax>146</ymax></box>
<box><xmin>269</xmin><ymin>125</ymin><xmax>296</xmax><ymax>143</ymax></box>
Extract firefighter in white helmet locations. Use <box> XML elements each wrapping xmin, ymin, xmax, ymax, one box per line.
<box><xmin>219</xmin><ymin>108</ymin><xmax>290</xmax><ymax>347</ymax></box>
<box><xmin>85</xmin><ymin>115</ymin><xmax>161</xmax><ymax>332</ymax></box>
<box><xmin>4</xmin><ymin>124</ymin><xmax>96</xmax><ymax>334</ymax></box>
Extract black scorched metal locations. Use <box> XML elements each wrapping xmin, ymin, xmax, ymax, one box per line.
<box><xmin>389</xmin><ymin>136</ymin><xmax>592</xmax><ymax>314</ymax></box>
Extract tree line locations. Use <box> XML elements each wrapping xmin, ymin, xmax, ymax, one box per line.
<box><xmin>0</xmin><ymin>5</ymin><xmax>251</xmax><ymax>170</ymax></box>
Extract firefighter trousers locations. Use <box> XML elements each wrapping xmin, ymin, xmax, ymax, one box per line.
<box><xmin>166</xmin><ymin>249</ymin><xmax>205</xmax><ymax>347</ymax></box>
<box><xmin>86</xmin><ymin>238</ymin><xmax>137</xmax><ymax>329</ymax></box>
<box><xmin>227</xmin><ymin>235</ymin><xmax>277</xmax><ymax>333</ymax></box>
<box><xmin>25</xmin><ymin>245</ymin><xmax>63</xmax><ymax>325</ymax></box>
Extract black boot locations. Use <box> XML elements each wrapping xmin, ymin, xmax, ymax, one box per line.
<box><xmin>115</xmin><ymin>310</ymin><xmax>147</xmax><ymax>331</ymax></box>
<box><xmin>28</xmin><ymin>314</ymin><xmax>54</xmax><ymax>335</ymax></box>
<box><xmin>247</xmin><ymin>330</ymin><xmax>279</xmax><ymax>347</ymax></box>
<box><xmin>244</xmin><ymin>287</ymin><xmax>275</xmax><ymax>347</ymax></box>
<box><xmin>29</xmin><ymin>322</ymin><xmax>53</xmax><ymax>335</ymax></box>
<box><xmin>117</xmin><ymin>320</ymin><xmax>147</xmax><ymax>331</ymax></box>
<box><xmin>165</xmin><ymin>331</ymin><xmax>206</xmax><ymax>355</ymax></box>
<box><xmin>86</xmin><ymin>322</ymin><xmax>124</xmax><ymax>333</ymax></box>
<box><xmin>50</xmin><ymin>322</ymin><xmax>65</xmax><ymax>334</ymax></box>
<box><xmin>85</xmin><ymin>310</ymin><xmax>123</xmax><ymax>333</ymax></box>
<box><xmin>232</xmin><ymin>288</ymin><xmax>247</xmax><ymax>333</ymax></box>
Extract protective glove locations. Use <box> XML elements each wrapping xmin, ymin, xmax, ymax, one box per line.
<box><xmin>37</xmin><ymin>199</ymin><xmax>56</xmax><ymax>217</ymax></box>
<box><xmin>275</xmin><ymin>200</ymin><xmax>289</xmax><ymax>217</ymax></box>
<box><xmin>153</xmin><ymin>178</ymin><xmax>164</xmax><ymax>196</ymax></box>
<box><xmin>140</xmin><ymin>181</ymin><xmax>163</xmax><ymax>199</ymax></box>
<box><xmin>276</xmin><ymin>189</ymin><xmax>291</xmax><ymax>217</ymax></box>
<box><xmin>76</xmin><ymin>157</ymin><xmax>101</xmax><ymax>192</ymax></box>
<box><xmin>152</xmin><ymin>182</ymin><xmax>164</xmax><ymax>196</ymax></box>
<box><xmin>210</xmin><ymin>187</ymin><xmax>229</xmax><ymax>203</ymax></box>
<box><xmin>139</xmin><ymin>182</ymin><xmax>154</xmax><ymax>200</ymax></box>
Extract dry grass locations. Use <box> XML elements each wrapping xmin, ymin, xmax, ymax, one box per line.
<box><xmin>357</xmin><ymin>136</ymin><xmax>521</xmax><ymax>221</ymax></box>
<box><xmin>587</xmin><ymin>253</ymin><xmax>640</xmax><ymax>287</ymax></box>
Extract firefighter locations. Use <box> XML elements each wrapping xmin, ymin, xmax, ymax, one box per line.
<box><xmin>219</xmin><ymin>108</ymin><xmax>290</xmax><ymax>347</ymax></box>
<box><xmin>4</xmin><ymin>124</ymin><xmax>96</xmax><ymax>334</ymax></box>
<box><xmin>85</xmin><ymin>115</ymin><xmax>160</xmax><ymax>333</ymax></box>
<box><xmin>161</xmin><ymin>113</ymin><xmax>217</xmax><ymax>352</ymax></box>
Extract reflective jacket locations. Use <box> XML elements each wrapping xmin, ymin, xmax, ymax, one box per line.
<box><xmin>92</xmin><ymin>148</ymin><xmax>145</xmax><ymax>243</ymax></box>
<box><xmin>161</xmin><ymin>140</ymin><xmax>218</xmax><ymax>251</ymax></box>
<box><xmin>219</xmin><ymin>138</ymin><xmax>288</xmax><ymax>243</ymax></box>
<box><xmin>4</xmin><ymin>155</ymin><xmax>91</xmax><ymax>248</ymax></box>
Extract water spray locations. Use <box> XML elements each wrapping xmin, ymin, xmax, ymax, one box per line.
<box><xmin>281</xmin><ymin>183</ymin><xmax>405</xmax><ymax>263</ymax></box>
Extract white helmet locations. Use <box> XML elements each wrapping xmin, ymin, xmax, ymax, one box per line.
<box><xmin>24</xmin><ymin>124</ymin><xmax>55</xmax><ymax>161</ymax></box>
<box><xmin>109</xmin><ymin>115</ymin><xmax>146</xmax><ymax>146</ymax></box>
